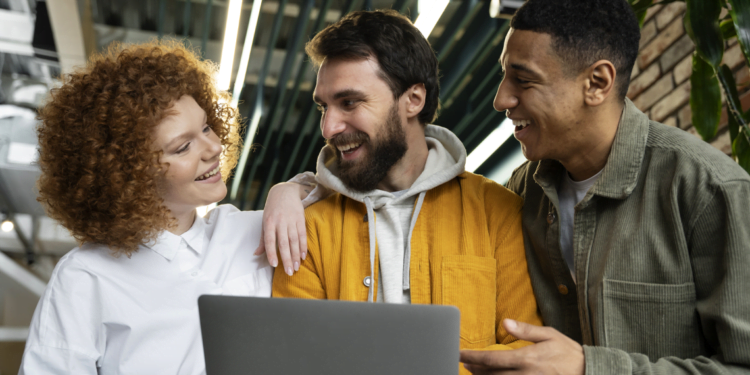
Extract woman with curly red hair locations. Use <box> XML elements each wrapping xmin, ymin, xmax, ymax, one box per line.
<box><xmin>19</xmin><ymin>40</ymin><xmax>278</xmax><ymax>374</ymax></box>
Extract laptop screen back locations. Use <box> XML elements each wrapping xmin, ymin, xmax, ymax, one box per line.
<box><xmin>199</xmin><ymin>295</ymin><xmax>461</xmax><ymax>375</ymax></box>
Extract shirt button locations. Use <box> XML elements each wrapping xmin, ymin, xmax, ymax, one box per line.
<box><xmin>363</xmin><ymin>214</ymin><xmax>368</xmax><ymax>223</ymax></box>
<box><xmin>558</xmin><ymin>284</ymin><xmax>569</xmax><ymax>295</ymax></box>
<box><xmin>547</xmin><ymin>212</ymin><xmax>556</xmax><ymax>224</ymax></box>
<box><xmin>363</xmin><ymin>276</ymin><xmax>372</xmax><ymax>287</ymax></box>
<box><xmin>191</xmin><ymin>271</ymin><xmax>198</xmax><ymax>277</ymax></box>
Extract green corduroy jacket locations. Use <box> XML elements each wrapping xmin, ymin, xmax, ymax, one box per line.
<box><xmin>508</xmin><ymin>99</ymin><xmax>750</xmax><ymax>374</ymax></box>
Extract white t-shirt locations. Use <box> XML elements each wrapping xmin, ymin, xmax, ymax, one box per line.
<box><xmin>557</xmin><ymin>170</ymin><xmax>602</xmax><ymax>283</ymax></box>
<box><xmin>19</xmin><ymin>204</ymin><xmax>271</xmax><ymax>375</ymax></box>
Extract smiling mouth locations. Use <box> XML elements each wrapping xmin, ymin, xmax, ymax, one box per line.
<box><xmin>195</xmin><ymin>164</ymin><xmax>220</xmax><ymax>181</ymax></box>
<box><xmin>512</xmin><ymin>119</ymin><xmax>531</xmax><ymax>131</ymax></box>
<box><xmin>336</xmin><ymin>141</ymin><xmax>363</xmax><ymax>155</ymax></box>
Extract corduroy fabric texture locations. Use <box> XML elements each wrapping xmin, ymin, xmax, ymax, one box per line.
<box><xmin>507</xmin><ymin>99</ymin><xmax>750</xmax><ymax>373</ymax></box>
<box><xmin>273</xmin><ymin>172</ymin><xmax>543</xmax><ymax>375</ymax></box>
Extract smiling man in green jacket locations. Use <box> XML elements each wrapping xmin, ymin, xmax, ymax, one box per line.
<box><xmin>460</xmin><ymin>0</ymin><xmax>750</xmax><ymax>374</ymax></box>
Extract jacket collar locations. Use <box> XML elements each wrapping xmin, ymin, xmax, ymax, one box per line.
<box><xmin>533</xmin><ymin>98</ymin><xmax>649</xmax><ymax>200</ymax></box>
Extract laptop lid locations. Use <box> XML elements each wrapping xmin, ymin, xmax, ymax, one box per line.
<box><xmin>199</xmin><ymin>295</ymin><xmax>461</xmax><ymax>375</ymax></box>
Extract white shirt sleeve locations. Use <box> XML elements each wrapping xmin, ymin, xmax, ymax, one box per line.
<box><xmin>19</xmin><ymin>345</ymin><xmax>98</xmax><ymax>375</ymax></box>
<box><xmin>19</xmin><ymin>254</ymin><xmax>102</xmax><ymax>375</ymax></box>
<box><xmin>289</xmin><ymin>171</ymin><xmax>334</xmax><ymax>208</ymax></box>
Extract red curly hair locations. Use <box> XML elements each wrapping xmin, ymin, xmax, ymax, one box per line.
<box><xmin>37</xmin><ymin>40</ymin><xmax>241</xmax><ymax>256</ymax></box>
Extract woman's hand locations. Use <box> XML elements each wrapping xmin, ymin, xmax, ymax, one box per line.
<box><xmin>255</xmin><ymin>182</ymin><xmax>310</xmax><ymax>275</ymax></box>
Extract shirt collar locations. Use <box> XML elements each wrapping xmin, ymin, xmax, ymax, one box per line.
<box><xmin>181</xmin><ymin>214</ymin><xmax>206</xmax><ymax>255</ymax></box>
<box><xmin>533</xmin><ymin>98</ymin><xmax>649</xmax><ymax>201</ymax></box>
<box><xmin>589</xmin><ymin>98</ymin><xmax>649</xmax><ymax>200</ymax></box>
<box><xmin>145</xmin><ymin>213</ymin><xmax>207</xmax><ymax>261</ymax></box>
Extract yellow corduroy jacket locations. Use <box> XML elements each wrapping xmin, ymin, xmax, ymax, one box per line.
<box><xmin>273</xmin><ymin>172</ymin><xmax>543</xmax><ymax>372</ymax></box>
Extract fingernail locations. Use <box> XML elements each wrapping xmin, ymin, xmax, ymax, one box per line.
<box><xmin>301</xmin><ymin>252</ymin><xmax>307</xmax><ymax>260</ymax></box>
<box><xmin>271</xmin><ymin>259</ymin><xmax>278</xmax><ymax>268</ymax></box>
<box><xmin>294</xmin><ymin>261</ymin><xmax>300</xmax><ymax>271</ymax></box>
<box><xmin>286</xmin><ymin>267</ymin><xmax>293</xmax><ymax>276</ymax></box>
<box><xmin>506</xmin><ymin>319</ymin><xmax>517</xmax><ymax>330</ymax></box>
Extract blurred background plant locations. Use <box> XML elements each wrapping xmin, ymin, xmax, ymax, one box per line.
<box><xmin>630</xmin><ymin>0</ymin><xmax>750</xmax><ymax>173</ymax></box>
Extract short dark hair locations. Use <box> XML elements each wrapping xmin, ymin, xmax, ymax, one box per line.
<box><xmin>306</xmin><ymin>9</ymin><xmax>440</xmax><ymax>124</ymax></box>
<box><xmin>512</xmin><ymin>0</ymin><xmax>641</xmax><ymax>100</ymax></box>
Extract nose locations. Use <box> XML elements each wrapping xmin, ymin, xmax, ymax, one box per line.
<box><xmin>202</xmin><ymin>128</ymin><xmax>223</xmax><ymax>161</ymax></box>
<box><xmin>493</xmin><ymin>77</ymin><xmax>518</xmax><ymax>113</ymax></box>
<box><xmin>320</xmin><ymin>108</ymin><xmax>346</xmax><ymax>140</ymax></box>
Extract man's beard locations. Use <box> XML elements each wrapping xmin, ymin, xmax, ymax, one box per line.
<box><xmin>327</xmin><ymin>102</ymin><xmax>407</xmax><ymax>192</ymax></box>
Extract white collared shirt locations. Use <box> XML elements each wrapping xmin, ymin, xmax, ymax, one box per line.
<box><xmin>19</xmin><ymin>205</ymin><xmax>272</xmax><ymax>375</ymax></box>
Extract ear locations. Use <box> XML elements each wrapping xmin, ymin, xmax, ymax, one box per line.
<box><xmin>583</xmin><ymin>60</ymin><xmax>617</xmax><ymax>107</ymax></box>
<box><xmin>402</xmin><ymin>83</ymin><xmax>426</xmax><ymax>120</ymax></box>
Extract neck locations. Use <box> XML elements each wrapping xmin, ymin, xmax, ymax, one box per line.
<box><xmin>560</xmin><ymin>103</ymin><xmax>624</xmax><ymax>181</ymax></box>
<box><xmin>376</xmin><ymin>121</ymin><xmax>429</xmax><ymax>192</ymax></box>
<box><xmin>167</xmin><ymin>206</ymin><xmax>197</xmax><ymax>236</ymax></box>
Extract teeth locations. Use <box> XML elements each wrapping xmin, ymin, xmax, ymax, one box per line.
<box><xmin>336</xmin><ymin>142</ymin><xmax>362</xmax><ymax>152</ymax></box>
<box><xmin>512</xmin><ymin>119</ymin><xmax>531</xmax><ymax>129</ymax></box>
<box><xmin>196</xmin><ymin>165</ymin><xmax>220</xmax><ymax>181</ymax></box>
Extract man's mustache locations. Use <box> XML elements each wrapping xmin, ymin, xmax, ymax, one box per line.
<box><xmin>327</xmin><ymin>131</ymin><xmax>370</xmax><ymax>149</ymax></box>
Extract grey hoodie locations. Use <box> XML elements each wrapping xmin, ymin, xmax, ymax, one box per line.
<box><xmin>315</xmin><ymin>125</ymin><xmax>467</xmax><ymax>303</ymax></box>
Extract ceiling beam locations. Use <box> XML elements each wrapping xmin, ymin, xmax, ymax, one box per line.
<box><xmin>46</xmin><ymin>0</ymin><xmax>96</xmax><ymax>73</ymax></box>
<box><xmin>178</xmin><ymin>0</ymin><xmax>342</xmax><ymax>23</ymax></box>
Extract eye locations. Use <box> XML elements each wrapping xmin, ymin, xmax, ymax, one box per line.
<box><xmin>516</xmin><ymin>77</ymin><xmax>530</xmax><ymax>85</ymax></box>
<box><xmin>316</xmin><ymin>104</ymin><xmax>327</xmax><ymax>113</ymax></box>
<box><xmin>203</xmin><ymin>125</ymin><xmax>211</xmax><ymax>133</ymax></box>
<box><xmin>343</xmin><ymin>99</ymin><xmax>355</xmax><ymax>107</ymax></box>
<box><xmin>176</xmin><ymin>142</ymin><xmax>190</xmax><ymax>154</ymax></box>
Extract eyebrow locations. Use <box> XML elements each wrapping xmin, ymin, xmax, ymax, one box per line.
<box><xmin>165</xmin><ymin>133</ymin><xmax>191</xmax><ymax>150</ymax></box>
<box><xmin>508</xmin><ymin>63</ymin><xmax>542</xmax><ymax>78</ymax></box>
<box><xmin>164</xmin><ymin>113</ymin><xmax>207</xmax><ymax>150</ymax></box>
<box><xmin>313</xmin><ymin>89</ymin><xmax>366</xmax><ymax>104</ymax></box>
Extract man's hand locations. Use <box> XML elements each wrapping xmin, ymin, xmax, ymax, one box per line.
<box><xmin>254</xmin><ymin>182</ymin><xmax>309</xmax><ymax>275</ymax></box>
<box><xmin>460</xmin><ymin>319</ymin><xmax>584</xmax><ymax>375</ymax></box>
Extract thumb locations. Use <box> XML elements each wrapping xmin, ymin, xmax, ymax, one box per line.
<box><xmin>503</xmin><ymin>319</ymin><xmax>555</xmax><ymax>343</ymax></box>
<box><xmin>254</xmin><ymin>239</ymin><xmax>266</xmax><ymax>255</ymax></box>
<box><xmin>254</xmin><ymin>226</ymin><xmax>267</xmax><ymax>255</ymax></box>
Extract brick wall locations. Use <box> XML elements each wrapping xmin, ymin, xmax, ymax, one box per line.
<box><xmin>627</xmin><ymin>1</ymin><xmax>750</xmax><ymax>155</ymax></box>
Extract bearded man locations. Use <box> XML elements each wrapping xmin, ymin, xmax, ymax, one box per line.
<box><xmin>271</xmin><ymin>10</ymin><xmax>543</xmax><ymax>373</ymax></box>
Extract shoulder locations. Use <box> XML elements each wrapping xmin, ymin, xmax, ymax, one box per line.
<box><xmin>505</xmin><ymin>160</ymin><xmax>539</xmax><ymax>198</ymax></box>
<box><xmin>304</xmin><ymin>193</ymin><xmax>345</xmax><ymax>223</ymax></box>
<box><xmin>459</xmin><ymin>172</ymin><xmax>523</xmax><ymax>211</ymax></box>
<box><xmin>206</xmin><ymin>204</ymin><xmax>263</xmax><ymax>225</ymax></box>
<box><xmin>51</xmin><ymin>244</ymin><xmax>118</xmax><ymax>281</ymax></box>
<box><xmin>645</xmin><ymin>121</ymin><xmax>750</xmax><ymax>186</ymax></box>
<box><xmin>204</xmin><ymin>203</ymin><xmax>263</xmax><ymax>245</ymax></box>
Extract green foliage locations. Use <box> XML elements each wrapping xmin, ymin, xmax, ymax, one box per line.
<box><xmin>631</xmin><ymin>0</ymin><xmax>750</xmax><ymax>174</ymax></box>
<box><xmin>690</xmin><ymin>52</ymin><xmax>722</xmax><ymax>140</ymax></box>
<box><xmin>685</xmin><ymin>0</ymin><xmax>724</xmax><ymax>67</ymax></box>
<box><xmin>734</xmin><ymin>127</ymin><xmax>750</xmax><ymax>170</ymax></box>
<box><xmin>727</xmin><ymin>0</ymin><xmax>750</xmax><ymax>69</ymax></box>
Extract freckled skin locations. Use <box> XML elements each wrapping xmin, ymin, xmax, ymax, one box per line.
<box><xmin>153</xmin><ymin>95</ymin><xmax>226</xmax><ymax>226</ymax></box>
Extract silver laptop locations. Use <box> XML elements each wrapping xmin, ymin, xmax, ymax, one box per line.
<box><xmin>198</xmin><ymin>295</ymin><xmax>461</xmax><ymax>375</ymax></box>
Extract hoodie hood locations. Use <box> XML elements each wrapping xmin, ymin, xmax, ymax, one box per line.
<box><xmin>314</xmin><ymin>124</ymin><xmax>466</xmax><ymax>302</ymax></box>
<box><xmin>315</xmin><ymin>124</ymin><xmax>467</xmax><ymax>206</ymax></box>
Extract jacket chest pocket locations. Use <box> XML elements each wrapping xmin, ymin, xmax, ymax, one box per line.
<box><xmin>602</xmin><ymin>278</ymin><xmax>701</xmax><ymax>360</ymax></box>
<box><xmin>442</xmin><ymin>255</ymin><xmax>496</xmax><ymax>346</ymax></box>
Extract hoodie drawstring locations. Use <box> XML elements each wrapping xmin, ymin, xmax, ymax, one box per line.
<box><xmin>364</xmin><ymin>197</ymin><xmax>377</xmax><ymax>302</ymax></box>
<box><xmin>402</xmin><ymin>191</ymin><xmax>426</xmax><ymax>291</ymax></box>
